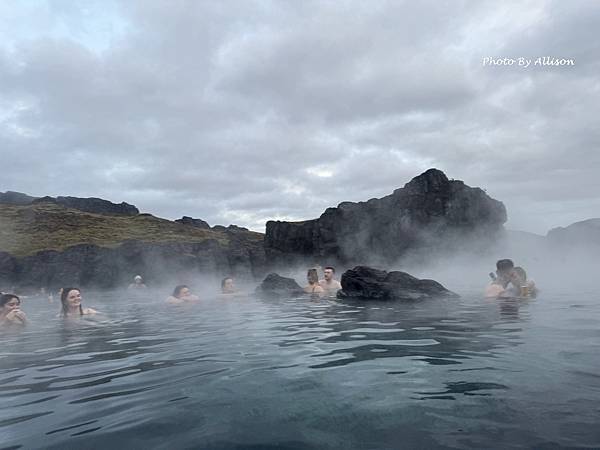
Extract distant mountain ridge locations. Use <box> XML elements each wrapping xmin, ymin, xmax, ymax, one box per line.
<box><xmin>547</xmin><ymin>218</ymin><xmax>600</xmax><ymax>247</ymax></box>
<box><xmin>1</xmin><ymin>191</ymin><xmax>139</xmax><ymax>216</ymax></box>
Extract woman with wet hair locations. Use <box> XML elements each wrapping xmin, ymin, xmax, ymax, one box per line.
<box><xmin>166</xmin><ymin>285</ymin><xmax>200</xmax><ymax>304</ymax></box>
<box><xmin>303</xmin><ymin>268</ymin><xmax>325</xmax><ymax>297</ymax></box>
<box><xmin>0</xmin><ymin>294</ymin><xmax>27</xmax><ymax>326</ymax></box>
<box><xmin>60</xmin><ymin>288</ymin><xmax>98</xmax><ymax>317</ymax></box>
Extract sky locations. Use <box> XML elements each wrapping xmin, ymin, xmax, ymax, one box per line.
<box><xmin>1</xmin><ymin>0</ymin><xmax>599</xmax><ymax>234</ymax></box>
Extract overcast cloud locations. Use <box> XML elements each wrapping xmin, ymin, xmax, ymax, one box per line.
<box><xmin>1</xmin><ymin>0</ymin><xmax>598</xmax><ymax>233</ymax></box>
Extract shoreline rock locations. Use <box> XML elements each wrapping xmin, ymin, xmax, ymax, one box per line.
<box><xmin>337</xmin><ymin>266</ymin><xmax>459</xmax><ymax>301</ymax></box>
<box><xmin>256</xmin><ymin>273</ymin><xmax>304</xmax><ymax>297</ymax></box>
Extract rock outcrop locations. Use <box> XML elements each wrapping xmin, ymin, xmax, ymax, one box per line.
<box><xmin>1</xmin><ymin>191</ymin><xmax>140</xmax><ymax>216</ymax></box>
<box><xmin>33</xmin><ymin>196</ymin><xmax>139</xmax><ymax>216</ymax></box>
<box><xmin>265</xmin><ymin>169</ymin><xmax>506</xmax><ymax>266</ymax></box>
<box><xmin>337</xmin><ymin>266</ymin><xmax>459</xmax><ymax>301</ymax></box>
<box><xmin>0</xmin><ymin>191</ymin><xmax>37</xmax><ymax>205</ymax></box>
<box><xmin>255</xmin><ymin>273</ymin><xmax>304</xmax><ymax>297</ymax></box>
<box><xmin>175</xmin><ymin>216</ymin><xmax>211</xmax><ymax>229</ymax></box>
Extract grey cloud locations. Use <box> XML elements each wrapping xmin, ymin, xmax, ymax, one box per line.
<box><xmin>0</xmin><ymin>0</ymin><xmax>598</xmax><ymax>234</ymax></box>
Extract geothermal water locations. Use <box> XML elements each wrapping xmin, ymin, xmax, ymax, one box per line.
<box><xmin>1</xmin><ymin>287</ymin><xmax>599</xmax><ymax>449</ymax></box>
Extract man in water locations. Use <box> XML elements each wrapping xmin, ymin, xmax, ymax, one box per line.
<box><xmin>485</xmin><ymin>259</ymin><xmax>514</xmax><ymax>298</ymax></box>
<box><xmin>128</xmin><ymin>275</ymin><xmax>147</xmax><ymax>289</ymax></box>
<box><xmin>319</xmin><ymin>266</ymin><xmax>342</xmax><ymax>295</ymax></box>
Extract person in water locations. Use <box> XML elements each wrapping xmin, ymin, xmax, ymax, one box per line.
<box><xmin>304</xmin><ymin>268</ymin><xmax>325</xmax><ymax>297</ymax></box>
<box><xmin>60</xmin><ymin>288</ymin><xmax>98</xmax><ymax>317</ymax></box>
<box><xmin>485</xmin><ymin>260</ymin><xmax>537</xmax><ymax>298</ymax></box>
<box><xmin>0</xmin><ymin>294</ymin><xmax>27</xmax><ymax>327</ymax></box>
<box><xmin>221</xmin><ymin>277</ymin><xmax>237</xmax><ymax>295</ymax></box>
<box><xmin>509</xmin><ymin>266</ymin><xmax>537</xmax><ymax>298</ymax></box>
<box><xmin>128</xmin><ymin>275</ymin><xmax>147</xmax><ymax>290</ymax></box>
<box><xmin>319</xmin><ymin>266</ymin><xmax>342</xmax><ymax>295</ymax></box>
<box><xmin>485</xmin><ymin>259</ymin><xmax>514</xmax><ymax>298</ymax></box>
<box><xmin>166</xmin><ymin>285</ymin><xmax>200</xmax><ymax>304</ymax></box>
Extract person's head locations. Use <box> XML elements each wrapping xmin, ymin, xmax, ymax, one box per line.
<box><xmin>510</xmin><ymin>266</ymin><xmax>527</xmax><ymax>285</ymax></box>
<box><xmin>221</xmin><ymin>277</ymin><xmax>235</xmax><ymax>294</ymax></box>
<box><xmin>134</xmin><ymin>275</ymin><xmax>143</xmax><ymax>284</ymax></box>
<box><xmin>0</xmin><ymin>294</ymin><xmax>20</xmax><ymax>314</ymax></box>
<box><xmin>61</xmin><ymin>288</ymin><xmax>83</xmax><ymax>316</ymax></box>
<box><xmin>323</xmin><ymin>266</ymin><xmax>335</xmax><ymax>281</ymax></box>
<box><xmin>172</xmin><ymin>285</ymin><xmax>190</xmax><ymax>299</ymax></box>
<box><xmin>307</xmin><ymin>268</ymin><xmax>319</xmax><ymax>285</ymax></box>
<box><xmin>496</xmin><ymin>259</ymin><xmax>514</xmax><ymax>277</ymax></box>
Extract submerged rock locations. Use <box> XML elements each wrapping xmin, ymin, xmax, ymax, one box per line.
<box><xmin>337</xmin><ymin>266</ymin><xmax>458</xmax><ymax>301</ymax></box>
<box><xmin>256</xmin><ymin>273</ymin><xmax>304</xmax><ymax>297</ymax></box>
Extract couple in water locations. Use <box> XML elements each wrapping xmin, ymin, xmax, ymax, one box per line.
<box><xmin>485</xmin><ymin>259</ymin><xmax>537</xmax><ymax>298</ymax></box>
<box><xmin>304</xmin><ymin>266</ymin><xmax>342</xmax><ymax>297</ymax></box>
<box><xmin>166</xmin><ymin>277</ymin><xmax>240</xmax><ymax>304</ymax></box>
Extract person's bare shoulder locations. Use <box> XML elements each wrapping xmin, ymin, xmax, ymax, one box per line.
<box><xmin>83</xmin><ymin>307</ymin><xmax>98</xmax><ymax>315</ymax></box>
<box><xmin>485</xmin><ymin>284</ymin><xmax>504</xmax><ymax>298</ymax></box>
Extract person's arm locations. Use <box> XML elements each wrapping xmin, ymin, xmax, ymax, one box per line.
<box><xmin>182</xmin><ymin>294</ymin><xmax>200</xmax><ymax>302</ymax></box>
<box><xmin>166</xmin><ymin>296</ymin><xmax>182</xmax><ymax>304</ymax></box>
<box><xmin>83</xmin><ymin>307</ymin><xmax>98</xmax><ymax>315</ymax></box>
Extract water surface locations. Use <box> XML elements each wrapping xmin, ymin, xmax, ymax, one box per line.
<box><xmin>1</xmin><ymin>287</ymin><xmax>599</xmax><ymax>449</ymax></box>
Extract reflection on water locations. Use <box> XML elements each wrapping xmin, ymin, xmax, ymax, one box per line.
<box><xmin>1</xmin><ymin>289</ymin><xmax>599</xmax><ymax>449</ymax></box>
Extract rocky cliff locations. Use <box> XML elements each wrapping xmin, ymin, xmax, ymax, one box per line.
<box><xmin>0</xmin><ymin>202</ymin><xmax>265</xmax><ymax>289</ymax></box>
<box><xmin>265</xmin><ymin>169</ymin><xmax>507</xmax><ymax>266</ymax></box>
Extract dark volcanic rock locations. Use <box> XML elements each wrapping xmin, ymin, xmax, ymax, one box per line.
<box><xmin>6</xmin><ymin>239</ymin><xmax>266</xmax><ymax>289</ymax></box>
<box><xmin>0</xmin><ymin>251</ymin><xmax>18</xmax><ymax>286</ymax></box>
<box><xmin>226</xmin><ymin>224</ymin><xmax>249</xmax><ymax>231</ymax></box>
<box><xmin>175</xmin><ymin>216</ymin><xmax>211</xmax><ymax>229</ymax></box>
<box><xmin>0</xmin><ymin>191</ymin><xmax>37</xmax><ymax>205</ymax></box>
<box><xmin>265</xmin><ymin>169</ymin><xmax>506</xmax><ymax>266</ymax></box>
<box><xmin>337</xmin><ymin>266</ymin><xmax>459</xmax><ymax>301</ymax></box>
<box><xmin>255</xmin><ymin>273</ymin><xmax>304</xmax><ymax>297</ymax></box>
<box><xmin>33</xmin><ymin>196</ymin><xmax>139</xmax><ymax>216</ymax></box>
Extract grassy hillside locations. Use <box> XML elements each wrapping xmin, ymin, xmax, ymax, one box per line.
<box><xmin>0</xmin><ymin>202</ymin><xmax>264</xmax><ymax>257</ymax></box>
